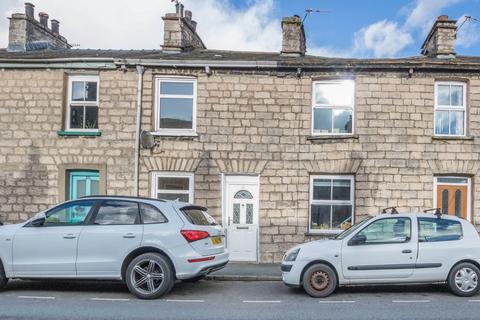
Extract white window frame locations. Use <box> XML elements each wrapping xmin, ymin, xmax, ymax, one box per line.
<box><xmin>151</xmin><ymin>171</ymin><xmax>194</xmax><ymax>203</ymax></box>
<box><xmin>434</xmin><ymin>81</ymin><xmax>467</xmax><ymax>137</ymax></box>
<box><xmin>433</xmin><ymin>176</ymin><xmax>472</xmax><ymax>221</ymax></box>
<box><xmin>154</xmin><ymin>77</ymin><xmax>197</xmax><ymax>136</ymax></box>
<box><xmin>309</xmin><ymin>175</ymin><xmax>355</xmax><ymax>234</ymax></box>
<box><xmin>311</xmin><ymin>79</ymin><xmax>355</xmax><ymax>136</ymax></box>
<box><xmin>66</xmin><ymin>75</ymin><xmax>100</xmax><ymax>132</ymax></box>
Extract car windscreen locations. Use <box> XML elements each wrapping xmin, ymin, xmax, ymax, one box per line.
<box><xmin>181</xmin><ymin>207</ymin><xmax>217</xmax><ymax>226</ymax></box>
<box><xmin>333</xmin><ymin>216</ymin><xmax>373</xmax><ymax>240</ymax></box>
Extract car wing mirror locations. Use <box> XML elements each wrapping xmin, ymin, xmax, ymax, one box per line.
<box><xmin>31</xmin><ymin>216</ymin><xmax>46</xmax><ymax>227</ymax></box>
<box><xmin>348</xmin><ymin>234</ymin><xmax>367</xmax><ymax>246</ymax></box>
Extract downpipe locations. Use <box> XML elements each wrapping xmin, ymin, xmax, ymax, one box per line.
<box><xmin>134</xmin><ymin>65</ymin><xmax>145</xmax><ymax>196</ymax></box>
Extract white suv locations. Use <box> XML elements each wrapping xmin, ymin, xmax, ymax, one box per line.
<box><xmin>0</xmin><ymin>196</ymin><xmax>229</xmax><ymax>299</ymax></box>
<box><xmin>282</xmin><ymin>211</ymin><xmax>480</xmax><ymax>298</ymax></box>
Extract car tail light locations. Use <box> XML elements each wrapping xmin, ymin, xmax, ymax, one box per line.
<box><xmin>181</xmin><ymin>230</ymin><xmax>210</xmax><ymax>242</ymax></box>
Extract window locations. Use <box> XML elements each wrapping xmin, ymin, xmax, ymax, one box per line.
<box><xmin>140</xmin><ymin>203</ymin><xmax>167</xmax><ymax>224</ymax></box>
<box><xmin>181</xmin><ymin>207</ymin><xmax>217</xmax><ymax>226</ymax></box>
<box><xmin>44</xmin><ymin>200</ymin><xmax>96</xmax><ymax>226</ymax></box>
<box><xmin>94</xmin><ymin>200</ymin><xmax>139</xmax><ymax>225</ymax></box>
<box><xmin>152</xmin><ymin>172</ymin><xmax>194</xmax><ymax>203</ymax></box>
<box><xmin>312</xmin><ymin>80</ymin><xmax>354</xmax><ymax>135</ymax></box>
<box><xmin>434</xmin><ymin>81</ymin><xmax>467</xmax><ymax>136</ymax></box>
<box><xmin>418</xmin><ymin>218</ymin><xmax>462</xmax><ymax>242</ymax></box>
<box><xmin>309</xmin><ymin>175</ymin><xmax>354</xmax><ymax>233</ymax></box>
<box><xmin>434</xmin><ymin>176</ymin><xmax>471</xmax><ymax>220</ymax></box>
<box><xmin>356</xmin><ymin>217</ymin><xmax>411</xmax><ymax>244</ymax></box>
<box><xmin>67</xmin><ymin>75</ymin><xmax>99</xmax><ymax>131</ymax></box>
<box><xmin>68</xmin><ymin>170</ymin><xmax>99</xmax><ymax>200</ymax></box>
<box><xmin>155</xmin><ymin>77</ymin><xmax>197</xmax><ymax>135</ymax></box>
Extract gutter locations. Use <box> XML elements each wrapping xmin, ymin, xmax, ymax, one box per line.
<box><xmin>133</xmin><ymin>65</ymin><xmax>145</xmax><ymax>197</ymax></box>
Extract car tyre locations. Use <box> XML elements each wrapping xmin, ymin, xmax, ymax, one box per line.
<box><xmin>448</xmin><ymin>262</ymin><xmax>480</xmax><ymax>297</ymax></box>
<box><xmin>126</xmin><ymin>253</ymin><xmax>174</xmax><ymax>299</ymax></box>
<box><xmin>181</xmin><ymin>275</ymin><xmax>206</xmax><ymax>283</ymax></box>
<box><xmin>302</xmin><ymin>264</ymin><xmax>337</xmax><ymax>298</ymax></box>
<box><xmin>0</xmin><ymin>261</ymin><xmax>7</xmax><ymax>290</ymax></box>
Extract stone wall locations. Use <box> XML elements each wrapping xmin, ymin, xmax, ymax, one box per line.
<box><xmin>0</xmin><ymin>69</ymin><xmax>137</xmax><ymax>223</ymax></box>
<box><xmin>138</xmin><ymin>68</ymin><xmax>480</xmax><ymax>262</ymax></box>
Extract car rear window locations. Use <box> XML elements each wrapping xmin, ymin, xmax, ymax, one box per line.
<box><xmin>418</xmin><ymin>218</ymin><xmax>463</xmax><ymax>242</ymax></box>
<box><xmin>181</xmin><ymin>208</ymin><xmax>217</xmax><ymax>226</ymax></box>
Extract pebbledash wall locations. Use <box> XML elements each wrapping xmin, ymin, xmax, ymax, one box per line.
<box><xmin>2</xmin><ymin>4</ymin><xmax>480</xmax><ymax>262</ymax></box>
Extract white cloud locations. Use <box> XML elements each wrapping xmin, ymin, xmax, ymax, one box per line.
<box><xmin>405</xmin><ymin>0</ymin><xmax>463</xmax><ymax>33</ymax></box>
<box><xmin>353</xmin><ymin>20</ymin><xmax>413</xmax><ymax>58</ymax></box>
<box><xmin>0</xmin><ymin>0</ymin><xmax>281</xmax><ymax>51</ymax></box>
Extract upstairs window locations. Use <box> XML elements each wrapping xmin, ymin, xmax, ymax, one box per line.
<box><xmin>155</xmin><ymin>77</ymin><xmax>197</xmax><ymax>136</ymax></box>
<box><xmin>67</xmin><ymin>75</ymin><xmax>99</xmax><ymax>131</ymax></box>
<box><xmin>434</xmin><ymin>81</ymin><xmax>467</xmax><ymax>136</ymax></box>
<box><xmin>312</xmin><ymin>80</ymin><xmax>354</xmax><ymax>135</ymax></box>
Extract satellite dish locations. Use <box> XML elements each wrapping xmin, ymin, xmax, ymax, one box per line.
<box><xmin>140</xmin><ymin>130</ymin><xmax>156</xmax><ymax>149</ymax></box>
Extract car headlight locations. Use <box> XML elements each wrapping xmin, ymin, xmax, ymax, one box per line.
<box><xmin>284</xmin><ymin>248</ymin><xmax>300</xmax><ymax>262</ymax></box>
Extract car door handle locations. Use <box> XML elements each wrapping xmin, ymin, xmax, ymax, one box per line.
<box><xmin>402</xmin><ymin>249</ymin><xmax>412</xmax><ymax>254</ymax></box>
<box><xmin>123</xmin><ymin>233</ymin><xmax>136</xmax><ymax>239</ymax></box>
<box><xmin>63</xmin><ymin>234</ymin><xmax>76</xmax><ymax>239</ymax></box>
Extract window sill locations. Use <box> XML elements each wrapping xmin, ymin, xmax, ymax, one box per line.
<box><xmin>432</xmin><ymin>135</ymin><xmax>474</xmax><ymax>141</ymax></box>
<box><xmin>151</xmin><ymin>132</ymin><xmax>199</xmax><ymax>140</ymax></box>
<box><xmin>57</xmin><ymin>130</ymin><xmax>102</xmax><ymax>137</ymax></box>
<box><xmin>307</xmin><ymin>134</ymin><xmax>359</xmax><ymax>142</ymax></box>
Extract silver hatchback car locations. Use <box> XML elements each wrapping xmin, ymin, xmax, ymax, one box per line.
<box><xmin>0</xmin><ymin>196</ymin><xmax>229</xmax><ymax>299</ymax></box>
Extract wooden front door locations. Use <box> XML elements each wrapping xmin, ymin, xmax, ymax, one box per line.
<box><xmin>436</xmin><ymin>181</ymin><xmax>469</xmax><ymax>219</ymax></box>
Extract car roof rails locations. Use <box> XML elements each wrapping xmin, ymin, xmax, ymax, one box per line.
<box><xmin>79</xmin><ymin>195</ymin><xmax>166</xmax><ymax>202</ymax></box>
<box><xmin>381</xmin><ymin>207</ymin><xmax>399</xmax><ymax>214</ymax></box>
<box><xmin>423</xmin><ymin>208</ymin><xmax>442</xmax><ymax>219</ymax></box>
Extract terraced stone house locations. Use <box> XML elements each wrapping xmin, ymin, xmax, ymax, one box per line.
<box><xmin>1</xmin><ymin>3</ymin><xmax>480</xmax><ymax>262</ymax></box>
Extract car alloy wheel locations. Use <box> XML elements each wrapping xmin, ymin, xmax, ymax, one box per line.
<box><xmin>126</xmin><ymin>253</ymin><xmax>174</xmax><ymax>299</ymax></box>
<box><xmin>130</xmin><ymin>259</ymin><xmax>165</xmax><ymax>295</ymax></box>
<box><xmin>454</xmin><ymin>267</ymin><xmax>478</xmax><ymax>293</ymax></box>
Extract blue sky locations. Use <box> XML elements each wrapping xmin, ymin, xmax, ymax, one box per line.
<box><xmin>1</xmin><ymin>0</ymin><xmax>480</xmax><ymax>58</ymax></box>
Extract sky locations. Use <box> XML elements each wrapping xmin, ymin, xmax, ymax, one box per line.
<box><xmin>1</xmin><ymin>0</ymin><xmax>480</xmax><ymax>58</ymax></box>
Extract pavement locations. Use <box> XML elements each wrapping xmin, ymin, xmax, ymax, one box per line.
<box><xmin>1</xmin><ymin>279</ymin><xmax>480</xmax><ymax>320</ymax></box>
<box><xmin>205</xmin><ymin>262</ymin><xmax>282</xmax><ymax>281</ymax></box>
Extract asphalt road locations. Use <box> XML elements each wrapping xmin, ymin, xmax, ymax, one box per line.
<box><xmin>0</xmin><ymin>279</ymin><xmax>479</xmax><ymax>320</ymax></box>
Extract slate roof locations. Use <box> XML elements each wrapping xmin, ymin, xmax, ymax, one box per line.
<box><xmin>1</xmin><ymin>48</ymin><xmax>480</xmax><ymax>69</ymax></box>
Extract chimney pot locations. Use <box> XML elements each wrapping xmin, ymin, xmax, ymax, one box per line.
<box><xmin>51</xmin><ymin>19</ymin><xmax>60</xmax><ymax>34</ymax></box>
<box><xmin>185</xmin><ymin>10</ymin><xmax>192</xmax><ymax>20</ymax></box>
<box><xmin>38</xmin><ymin>12</ymin><xmax>49</xmax><ymax>28</ymax></box>
<box><xmin>438</xmin><ymin>15</ymin><xmax>449</xmax><ymax>21</ymax></box>
<box><xmin>24</xmin><ymin>2</ymin><xmax>34</xmax><ymax>19</ymax></box>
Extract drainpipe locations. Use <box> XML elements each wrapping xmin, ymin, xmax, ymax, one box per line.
<box><xmin>134</xmin><ymin>65</ymin><xmax>145</xmax><ymax>196</ymax></box>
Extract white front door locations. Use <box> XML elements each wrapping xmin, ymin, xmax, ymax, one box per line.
<box><xmin>224</xmin><ymin>175</ymin><xmax>259</xmax><ymax>262</ymax></box>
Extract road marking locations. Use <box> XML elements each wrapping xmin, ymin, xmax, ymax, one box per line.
<box><xmin>90</xmin><ymin>298</ymin><xmax>130</xmax><ymax>302</ymax></box>
<box><xmin>166</xmin><ymin>299</ymin><xmax>204</xmax><ymax>303</ymax></box>
<box><xmin>18</xmin><ymin>295</ymin><xmax>56</xmax><ymax>300</ymax></box>
<box><xmin>392</xmin><ymin>300</ymin><xmax>430</xmax><ymax>303</ymax></box>
<box><xmin>243</xmin><ymin>300</ymin><xmax>281</xmax><ymax>303</ymax></box>
<box><xmin>468</xmin><ymin>300</ymin><xmax>480</xmax><ymax>303</ymax></box>
<box><xmin>318</xmin><ymin>300</ymin><xmax>356</xmax><ymax>304</ymax></box>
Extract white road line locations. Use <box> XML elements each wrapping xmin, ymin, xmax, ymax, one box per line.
<box><xmin>18</xmin><ymin>295</ymin><xmax>56</xmax><ymax>300</ymax></box>
<box><xmin>165</xmin><ymin>299</ymin><xmax>205</xmax><ymax>303</ymax></box>
<box><xmin>318</xmin><ymin>300</ymin><xmax>356</xmax><ymax>304</ymax></box>
<box><xmin>392</xmin><ymin>300</ymin><xmax>430</xmax><ymax>303</ymax></box>
<box><xmin>243</xmin><ymin>300</ymin><xmax>281</xmax><ymax>303</ymax></box>
<box><xmin>90</xmin><ymin>298</ymin><xmax>130</xmax><ymax>302</ymax></box>
<box><xmin>468</xmin><ymin>300</ymin><xmax>480</xmax><ymax>303</ymax></box>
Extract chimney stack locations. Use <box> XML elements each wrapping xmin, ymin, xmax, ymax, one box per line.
<box><xmin>51</xmin><ymin>19</ymin><xmax>59</xmax><ymax>34</ymax></box>
<box><xmin>7</xmin><ymin>3</ymin><xmax>71</xmax><ymax>52</ymax></box>
<box><xmin>281</xmin><ymin>15</ymin><xmax>306</xmax><ymax>56</ymax></box>
<box><xmin>38</xmin><ymin>12</ymin><xmax>48</xmax><ymax>28</ymax></box>
<box><xmin>162</xmin><ymin>5</ymin><xmax>206</xmax><ymax>53</ymax></box>
<box><xmin>421</xmin><ymin>15</ymin><xmax>457</xmax><ymax>58</ymax></box>
<box><xmin>24</xmin><ymin>2</ymin><xmax>34</xmax><ymax>19</ymax></box>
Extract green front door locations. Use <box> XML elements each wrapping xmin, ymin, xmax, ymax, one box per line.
<box><xmin>69</xmin><ymin>171</ymin><xmax>100</xmax><ymax>200</ymax></box>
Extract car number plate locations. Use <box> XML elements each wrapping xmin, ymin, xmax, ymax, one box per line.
<box><xmin>211</xmin><ymin>236</ymin><xmax>222</xmax><ymax>245</ymax></box>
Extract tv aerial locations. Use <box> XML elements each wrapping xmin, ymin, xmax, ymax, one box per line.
<box><xmin>303</xmin><ymin>8</ymin><xmax>331</xmax><ymax>24</ymax></box>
